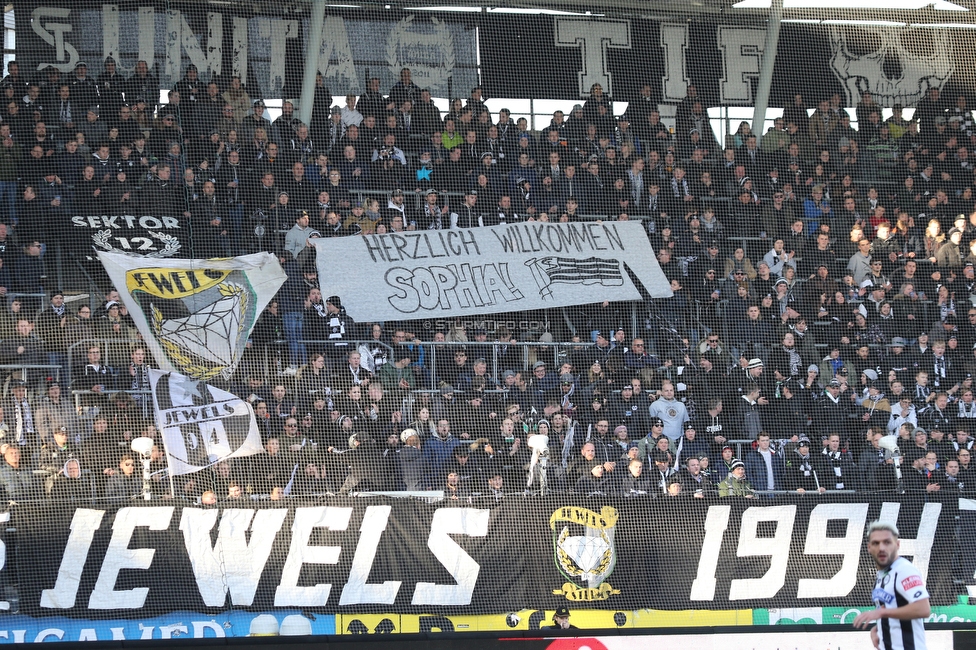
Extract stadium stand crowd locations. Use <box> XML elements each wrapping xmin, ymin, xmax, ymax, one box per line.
<box><xmin>0</xmin><ymin>57</ymin><xmax>973</xmax><ymax>503</ymax></box>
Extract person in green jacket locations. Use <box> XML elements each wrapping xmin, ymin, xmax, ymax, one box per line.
<box><xmin>378</xmin><ymin>348</ymin><xmax>416</xmax><ymax>395</ymax></box>
<box><xmin>718</xmin><ymin>459</ymin><xmax>755</xmax><ymax>498</ymax></box>
<box><xmin>761</xmin><ymin>117</ymin><xmax>790</xmax><ymax>154</ymax></box>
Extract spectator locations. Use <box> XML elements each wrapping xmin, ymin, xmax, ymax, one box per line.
<box><xmin>817</xmin><ymin>433</ymin><xmax>858</xmax><ymax>491</ymax></box>
<box><xmin>398</xmin><ymin>429</ymin><xmax>426</xmax><ymax>490</ymax></box>
<box><xmin>104</xmin><ymin>454</ymin><xmax>141</xmax><ymax>499</ymax></box>
<box><xmin>49</xmin><ymin>457</ymin><xmax>89</xmax><ymax>501</ymax></box>
<box><xmin>1</xmin><ymin>320</ymin><xmax>44</xmax><ymax>380</ymax></box>
<box><xmin>847</xmin><ymin>238</ymin><xmax>874</xmax><ymax>284</ymax></box>
<box><xmin>71</xmin><ymin>343</ymin><xmax>114</xmax><ymax>403</ymax></box>
<box><xmin>422</xmin><ymin>419</ymin><xmax>460</xmax><ymax>482</ymax></box>
<box><xmin>220</xmin><ymin>76</ymin><xmax>251</xmax><ymax>123</ymax></box>
<box><xmin>36</xmin><ymin>379</ymin><xmax>78</xmax><ymax>447</ymax></box>
<box><xmin>284</xmin><ymin>209</ymin><xmax>314</xmax><ymax>261</ymax></box>
<box><xmin>567</xmin><ymin>452</ymin><xmax>606</xmax><ymax>494</ymax></box>
<box><xmin>378</xmin><ymin>349</ymin><xmax>416</xmax><ymax>395</ymax></box>
<box><xmin>717</xmin><ymin>459</ymin><xmax>754</xmax><ymax>497</ymax></box>
<box><xmin>647</xmin><ymin>381</ymin><xmax>688</xmax><ymax>441</ymax></box>
<box><xmin>39</xmin><ymin>425</ymin><xmax>80</xmax><ymax>475</ymax></box>
<box><xmin>617</xmin><ymin>458</ymin><xmax>649</xmax><ymax>497</ymax></box>
<box><xmin>736</xmin><ymin>381</ymin><xmax>768</xmax><ymax>440</ymax></box>
<box><xmin>126</xmin><ymin>345</ymin><xmax>152</xmax><ymax>405</ymax></box>
<box><xmin>0</xmin><ymin>444</ymin><xmax>38</xmax><ymax>500</ymax></box>
<box><xmin>678</xmin><ymin>456</ymin><xmax>714</xmax><ymax>497</ymax></box>
<box><xmin>745</xmin><ymin>432</ymin><xmax>785</xmax><ymax>492</ymax></box>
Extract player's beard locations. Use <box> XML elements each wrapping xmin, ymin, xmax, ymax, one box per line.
<box><xmin>874</xmin><ymin>552</ymin><xmax>894</xmax><ymax>570</ymax></box>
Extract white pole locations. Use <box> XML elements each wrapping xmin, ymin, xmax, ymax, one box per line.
<box><xmin>751</xmin><ymin>0</ymin><xmax>784</xmax><ymax>145</ymax></box>
<box><xmin>298</xmin><ymin>0</ymin><xmax>327</xmax><ymax>127</ymax></box>
<box><xmin>142</xmin><ymin>457</ymin><xmax>152</xmax><ymax>500</ymax></box>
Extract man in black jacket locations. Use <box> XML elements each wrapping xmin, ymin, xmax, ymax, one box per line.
<box><xmin>816</xmin><ymin>433</ymin><xmax>858</xmax><ymax>491</ymax></box>
<box><xmin>141</xmin><ymin>163</ymin><xmax>183</xmax><ymax>218</ymax></box>
<box><xmin>784</xmin><ymin>438</ymin><xmax>825</xmax><ymax>493</ymax></box>
<box><xmin>452</xmin><ymin>189</ymin><xmax>482</xmax><ymax>229</ymax></box>
<box><xmin>358</xmin><ymin>77</ymin><xmax>392</xmax><ymax>119</ymax></box>
<box><xmin>814</xmin><ymin>378</ymin><xmax>855</xmax><ymax>442</ymax></box>
<box><xmin>678</xmin><ymin>456</ymin><xmax>713</xmax><ymax>497</ymax></box>
<box><xmin>546</xmin><ymin>607</ymin><xmax>578</xmax><ymax>630</ymax></box>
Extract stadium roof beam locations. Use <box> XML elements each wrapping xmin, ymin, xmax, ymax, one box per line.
<box><xmin>298</xmin><ymin>0</ymin><xmax>327</xmax><ymax>127</ymax></box>
<box><xmin>733</xmin><ymin>0</ymin><xmax>966</xmax><ymax>9</ymax></box>
<box><xmin>751</xmin><ymin>0</ymin><xmax>782</xmax><ymax>145</ymax></box>
<box><xmin>724</xmin><ymin>0</ymin><xmax>976</xmax><ymax>24</ymax></box>
<box><xmin>252</xmin><ymin>0</ymin><xmax>976</xmax><ymax>29</ymax></box>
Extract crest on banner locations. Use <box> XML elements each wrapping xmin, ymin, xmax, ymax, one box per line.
<box><xmin>549</xmin><ymin>506</ymin><xmax>621</xmax><ymax>602</ymax></box>
<box><xmin>98</xmin><ymin>252</ymin><xmax>286</xmax><ymax>380</ymax></box>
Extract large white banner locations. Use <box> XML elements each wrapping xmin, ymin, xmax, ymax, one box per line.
<box><xmin>313</xmin><ymin>222</ymin><xmax>672</xmax><ymax>322</ymax></box>
<box><xmin>149</xmin><ymin>369</ymin><xmax>264</xmax><ymax>475</ymax></box>
<box><xmin>98</xmin><ymin>251</ymin><xmax>286</xmax><ymax>381</ymax></box>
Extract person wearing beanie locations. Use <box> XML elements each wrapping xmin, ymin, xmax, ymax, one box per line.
<box><xmin>936</xmin><ymin>227</ymin><xmax>963</xmax><ymax>268</ymax></box>
<box><xmin>398</xmin><ymin>429</ymin><xmax>426</xmax><ymax>491</ymax></box>
<box><xmin>785</xmin><ymin>437</ymin><xmax>825</xmax><ymax>493</ymax></box>
<box><xmin>674</xmin><ymin>422</ymin><xmax>709</xmax><ymax>468</ymax></box>
<box><xmin>321</xmin><ymin>294</ymin><xmax>356</xmax><ymax>371</ymax></box>
<box><xmin>718</xmin><ymin>458</ymin><xmax>755</xmax><ymax>497</ymax></box>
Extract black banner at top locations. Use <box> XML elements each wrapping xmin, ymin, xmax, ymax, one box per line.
<box><xmin>480</xmin><ymin>16</ymin><xmax>976</xmax><ymax>109</ymax></box>
<box><xmin>14</xmin><ymin>5</ymin><xmax>976</xmax><ymax>109</ymax></box>
<box><xmin>2</xmin><ymin>493</ymin><xmax>962</xmax><ymax>619</ymax></box>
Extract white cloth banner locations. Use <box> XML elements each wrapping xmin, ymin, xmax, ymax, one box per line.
<box><xmin>312</xmin><ymin>221</ymin><xmax>672</xmax><ymax>322</ymax></box>
<box><xmin>149</xmin><ymin>369</ymin><xmax>265</xmax><ymax>476</ymax></box>
<box><xmin>98</xmin><ymin>251</ymin><xmax>286</xmax><ymax>381</ymax></box>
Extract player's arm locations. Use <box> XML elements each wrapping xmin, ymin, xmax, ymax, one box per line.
<box><xmin>854</xmin><ymin>571</ymin><xmax>931</xmax><ymax>629</ymax></box>
<box><xmin>853</xmin><ymin>598</ymin><xmax>930</xmax><ymax>629</ymax></box>
<box><xmin>882</xmin><ymin>597</ymin><xmax>931</xmax><ymax>621</ymax></box>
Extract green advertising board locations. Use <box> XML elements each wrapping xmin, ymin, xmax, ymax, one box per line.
<box><xmin>754</xmin><ymin>604</ymin><xmax>976</xmax><ymax>626</ymax></box>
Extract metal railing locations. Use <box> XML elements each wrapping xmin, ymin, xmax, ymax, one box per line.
<box><xmin>255</xmin><ymin>338</ymin><xmax>395</xmax><ymax>378</ymax></box>
<box><xmin>253</xmin><ymin>337</ymin><xmax>596</xmax><ymax>391</ymax></box>
<box><xmin>396</xmin><ymin>339</ymin><xmax>596</xmax><ymax>391</ymax></box>
<box><xmin>0</xmin><ymin>485</ymin><xmax>871</xmax><ymax>506</ymax></box>
<box><xmin>0</xmin><ymin>365</ymin><xmax>64</xmax><ymax>396</ymax></box>
<box><xmin>70</xmin><ymin>388</ymin><xmax>154</xmax><ymax>420</ymax></box>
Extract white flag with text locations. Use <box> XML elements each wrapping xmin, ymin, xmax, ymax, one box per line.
<box><xmin>149</xmin><ymin>369</ymin><xmax>264</xmax><ymax>475</ymax></box>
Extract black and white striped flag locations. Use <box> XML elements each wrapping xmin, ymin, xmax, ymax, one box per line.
<box><xmin>149</xmin><ymin>369</ymin><xmax>264</xmax><ymax>475</ymax></box>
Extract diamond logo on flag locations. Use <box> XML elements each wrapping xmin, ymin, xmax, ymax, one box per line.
<box><xmin>549</xmin><ymin>506</ymin><xmax>621</xmax><ymax>601</ymax></box>
<box><xmin>150</xmin><ymin>282</ymin><xmax>248</xmax><ymax>373</ymax></box>
<box><xmin>149</xmin><ymin>369</ymin><xmax>264</xmax><ymax>475</ymax></box>
<box><xmin>98</xmin><ymin>251</ymin><xmax>286</xmax><ymax>380</ymax></box>
<box><xmin>558</xmin><ymin>534</ymin><xmax>612</xmax><ymax>575</ymax></box>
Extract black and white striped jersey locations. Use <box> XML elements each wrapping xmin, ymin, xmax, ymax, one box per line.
<box><xmin>872</xmin><ymin>556</ymin><xmax>929</xmax><ymax>650</ymax></box>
